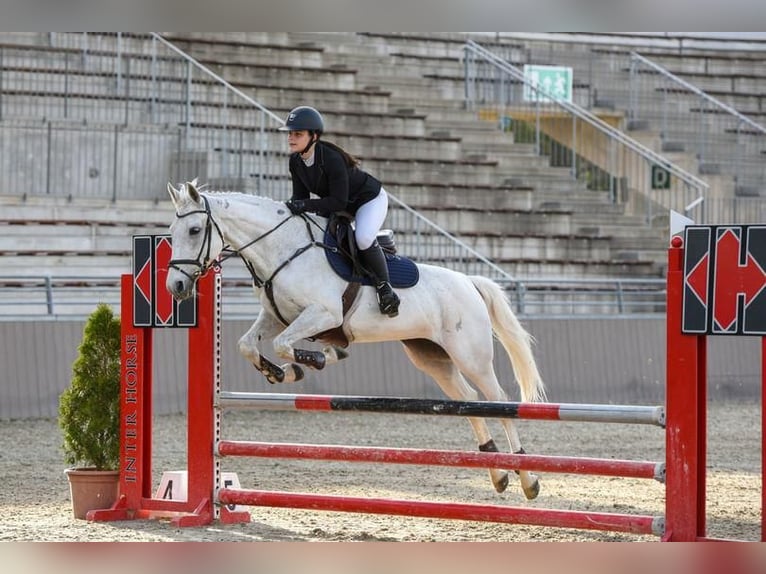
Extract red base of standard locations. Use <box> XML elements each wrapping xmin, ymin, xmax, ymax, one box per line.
<box><xmin>219</xmin><ymin>505</ymin><xmax>252</xmax><ymax>525</ymax></box>
<box><xmin>86</xmin><ymin>495</ymin><xmax>236</xmax><ymax>527</ymax></box>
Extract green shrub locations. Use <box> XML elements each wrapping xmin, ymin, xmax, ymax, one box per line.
<box><xmin>59</xmin><ymin>303</ymin><xmax>121</xmax><ymax>471</ymax></box>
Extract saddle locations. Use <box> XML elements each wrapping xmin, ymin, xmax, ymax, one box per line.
<box><xmin>324</xmin><ymin>215</ymin><xmax>419</xmax><ymax>288</ymax></box>
<box><xmin>312</xmin><ymin>215</ymin><xmax>419</xmax><ymax>348</ymax></box>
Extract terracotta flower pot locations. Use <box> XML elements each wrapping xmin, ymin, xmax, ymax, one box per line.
<box><xmin>64</xmin><ymin>468</ymin><xmax>120</xmax><ymax>519</ymax></box>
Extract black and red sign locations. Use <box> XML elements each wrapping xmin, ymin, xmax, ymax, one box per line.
<box><xmin>683</xmin><ymin>225</ymin><xmax>766</xmax><ymax>335</ymax></box>
<box><xmin>132</xmin><ymin>235</ymin><xmax>197</xmax><ymax>328</ymax></box>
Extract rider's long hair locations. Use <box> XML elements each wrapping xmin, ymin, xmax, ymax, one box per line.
<box><xmin>319</xmin><ymin>139</ymin><xmax>360</xmax><ymax>169</ymax></box>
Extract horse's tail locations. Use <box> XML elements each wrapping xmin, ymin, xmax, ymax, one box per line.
<box><xmin>470</xmin><ymin>275</ymin><xmax>547</xmax><ymax>403</ymax></box>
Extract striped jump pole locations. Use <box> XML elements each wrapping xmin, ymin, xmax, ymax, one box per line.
<box><xmin>217</xmin><ymin>392</ymin><xmax>666</xmax><ymax>427</ymax></box>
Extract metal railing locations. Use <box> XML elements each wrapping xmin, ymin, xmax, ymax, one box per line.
<box><xmin>0</xmin><ymin>273</ymin><xmax>667</xmax><ymax>320</ymax></box>
<box><xmin>475</xmin><ymin>34</ymin><xmax>766</xmax><ymax>224</ymax></box>
<box><xmin>463</xmin><ymin>40</ymin><xmax>710</xmax><ymax>226</ymax></box>
<box><xmin>628</xmin><ymin>51</ymin><xmax>766</xmax><ymax>217</ymax></box>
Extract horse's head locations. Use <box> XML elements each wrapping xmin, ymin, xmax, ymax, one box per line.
<box><xmin>166</xmin><ymin>179</ymin><xmax>225</xmax><ymax>300</ymax></box>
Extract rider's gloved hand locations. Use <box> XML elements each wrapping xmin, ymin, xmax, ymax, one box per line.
<box><xmin>285</xmin><ymin>199</ymin><xmax>308</xmax><ymax>215</ymax></box>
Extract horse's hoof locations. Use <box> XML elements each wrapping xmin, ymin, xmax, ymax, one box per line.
<box><xmin>263</xmin><ymin>366</ymin><xmax>284</xmax><ymax>383</ymax></box>
<box><xmin>291</xmin><ymin>364</ymin><xmax>304</xmax><ymax>382</ymax></box>
<box><xmin>493</xmin><ymin>472</ymin><xmax>509</xmax><ymax>493</ymax></box>
<box><xmin>331</xmin><ymin>346</ymin><xmax>349</xmax><ymax>361</ymax></box>
<box><xmin>257</xmin><ymin>357</ymin><xmax>285</xmax><ymax>384</ymax></box>
<box><xmin>523</xmin><ymin>478</ymin><xmax>540</xmax><ymax>500</ymax></box>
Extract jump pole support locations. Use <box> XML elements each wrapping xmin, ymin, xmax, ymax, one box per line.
<box><xmin>91</xmin><ymin>230</ymin><xmax>765</xmax><ymax>541</ymax></box>
<box><xmin>664</xmin><ymin>232</ymin><xmax>765</xmax><ymax>542</ymax></box>
<box><xmin>88</xmin><ymin>271</ymin><xmax>244</xmax><ymax>526</ymax></box>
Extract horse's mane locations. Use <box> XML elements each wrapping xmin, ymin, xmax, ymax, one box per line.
<box><xmin>177</xmin><ymin>180</ymin><xmax>310</xmax><ymax>219</ymax></box>
<box><xmin>192</xmin><ymin>186</ymin><xmax>286</xmax><ymax>210</ymax></box>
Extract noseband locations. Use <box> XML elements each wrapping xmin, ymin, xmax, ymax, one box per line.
<box><xmin>168</xmin><ymin>195</ymin><xmax>225</xmax><ymax>283</ymax></box>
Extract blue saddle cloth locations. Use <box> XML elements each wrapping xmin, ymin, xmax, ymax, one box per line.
<box><xmin>323</xmin><ymin>228</ymin><xmax>419</xmax><ymax>288</ymax></box>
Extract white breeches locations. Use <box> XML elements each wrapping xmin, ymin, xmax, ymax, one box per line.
<box><xmin>354</xmin><ymin>188</ymin><xmax>389</xmax><ymax>250</ymax></box>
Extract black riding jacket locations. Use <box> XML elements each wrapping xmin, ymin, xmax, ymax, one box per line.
<box><xmin>289</xmin><ymin>141</ymin><xmax>382</xmax><ymax>216</ymax></box>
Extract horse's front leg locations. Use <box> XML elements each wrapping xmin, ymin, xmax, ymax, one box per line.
<box><xmin>237</xmin><ymin>308</ymin><xmax>304</xmax><ymax>384</ymax></box>
<box><xmin>272</xmin><ymin>304</ymin><xmax>343</xmax><ymax>370</ymax></box>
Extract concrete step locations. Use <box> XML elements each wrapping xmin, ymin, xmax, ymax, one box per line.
<box><xmin>389</xmin><ymin>183</ymin><xmax>534</xmax><ymax>211</ymax></box>
<box><xmin>328</xmin><ymin>132</ymin><xmax>463</xmax><ymax>161</ymax></box>
<box><xmin>356</xmin><ymin>32</ymin><xmax>525</xmax><ymax>61</ymax></box>
<box><xmin>248</xmin><ymin>84</ymin><xmax>392</xmax><ymax>114</ymax></box>
<box><xmin>449</xmin><ymin>232</ymin><xmax>614</xmax><ymax>262</ymax></box>
<box><xmin>0</xmin><ymin>222</ymin><xmax>167</xmax><ymax>252</ymax></box>
<box><xmin>364</xmin><ymin>158</ymin><xmax>554</xmax><ymax>186</ymax></box>
<box><xmin>392</xmin><ymin>204</ymin><xmax>572</xmax><ymax>235</ymax></box>
<box><xmin>161</xmin><ymin>33</ymin><xmax>328</xmax><ymax>69</ymax></box>
<box><xmin>0</xmin><ymin>195</ymin><xmax>173</xmax><ymax>226</ymax></box>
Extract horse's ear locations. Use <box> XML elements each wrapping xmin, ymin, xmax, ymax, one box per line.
<box><xmin>187</xmin><ymin>181</ymin><xmax>200</xmax><ymax>202</ymax></box>
<box><xmin>167</xmin><ymin>182</ymin><xmax>181</xmax><ymax>208</ymax></box>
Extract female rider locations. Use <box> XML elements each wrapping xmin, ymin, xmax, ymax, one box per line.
<box><xmin>280</xmin><ymin>105</ymin><xmax>400</xmax><ymax>318</ymax></box>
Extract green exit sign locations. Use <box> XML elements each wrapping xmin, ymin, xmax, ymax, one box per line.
<box><xmin>651</xmin><ymin>164</ymin><xmax>671</xmax><ymax>189</ymax></box>
<box><xmin>523</xmin><ymin>65</ymin><xmax>573</xmax><ymax>103</ymax></box>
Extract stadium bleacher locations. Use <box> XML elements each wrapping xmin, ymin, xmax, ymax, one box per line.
<box><xmin>1</xmin><ymin>32</ymin><xmax>763</xmax><ymax>317</ymax></box>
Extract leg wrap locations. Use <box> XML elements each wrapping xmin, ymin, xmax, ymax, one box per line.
<box><xmin>293</xmin><ymin>348</ymin><xmax>326</xmax><ymax>370</ymax></box>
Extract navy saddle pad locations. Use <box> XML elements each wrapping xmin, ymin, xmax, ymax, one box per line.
<box><xmin>323</xmin><ymin>228</ymin><xmax>419</xmax><ymax>288</ymax></box>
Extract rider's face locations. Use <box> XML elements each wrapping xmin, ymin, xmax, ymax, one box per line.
<box><xmin>287</xmin><ymin>130</ymin><xmax>313</xmax><ymax>154</ymax></box>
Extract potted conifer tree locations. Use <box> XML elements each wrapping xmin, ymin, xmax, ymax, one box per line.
<box><xmin>59</xmin><ymin>303</ymin><xmax>121</xmax><ymax>519</ymax></box>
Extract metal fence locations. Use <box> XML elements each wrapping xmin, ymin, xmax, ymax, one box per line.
<box><xmin>0</xmin><ymin>272</ymin><xmax>667</xmax><ymax>321</ymax></box>
<box><xmin>463</xmin><ymin>40</ymin><xmax>710</xmax><ymax>227</ymax></box>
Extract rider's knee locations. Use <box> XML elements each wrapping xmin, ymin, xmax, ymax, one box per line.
<box><xmin>355</xmin><ymin>228</ymin><xmax>377</xmax><ymax>251</ymax></box>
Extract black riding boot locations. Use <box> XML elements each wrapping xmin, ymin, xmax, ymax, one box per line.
<box><xmin>359</xmin><ymin>243</ymin><xmax>400</xmax><ymax>318</ymax></box>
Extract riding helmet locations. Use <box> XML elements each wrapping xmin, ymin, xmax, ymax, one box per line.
<box><xmin>279</xmin><ymin>106</ymin><xmax>324</xmax><ymax>133</ymax></box>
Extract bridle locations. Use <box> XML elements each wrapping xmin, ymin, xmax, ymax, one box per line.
<box><xmin>168</xmin><ymin>195</ymin><xmax>227</xmax><ymax>282</ymax></box>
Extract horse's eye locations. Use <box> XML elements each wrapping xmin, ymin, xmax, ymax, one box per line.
<box><xmin>189</xmin><ymin>226</ymin><xmax>201</xmax><ymax>236</ymax></box>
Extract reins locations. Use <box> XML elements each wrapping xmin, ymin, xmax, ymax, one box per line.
<box><xmin>172</xmin><ymin>194</ymin><xmax>342</xmax><ymax>326</ymax></box>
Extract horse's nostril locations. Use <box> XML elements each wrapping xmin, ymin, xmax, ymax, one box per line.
<box><xmin>175</xmin><ymin>280</ymin><xmax>185</xmax><ymax>293</ymax></box>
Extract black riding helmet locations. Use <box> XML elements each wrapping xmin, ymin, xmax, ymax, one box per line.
<box><xmin>279</xmin><ymin>106</ymin><xmax>324</xmax><ymax>134</ymax></box>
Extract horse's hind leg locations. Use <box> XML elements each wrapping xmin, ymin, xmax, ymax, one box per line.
<box><xmin>450</xmin><ymin>351</ymin><xmax>541</xmax><ymax>500</ymax></box>
<box><xmin>401</xmin><ymin>340</ymin><xmax>512</xmax><ymax>495</ymax></box>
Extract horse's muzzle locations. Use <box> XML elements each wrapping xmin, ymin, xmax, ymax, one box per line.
<box><xmin>167</xmin><ymin>277</ymin><xmax>195</xmax><ymax>301</ymax></box>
